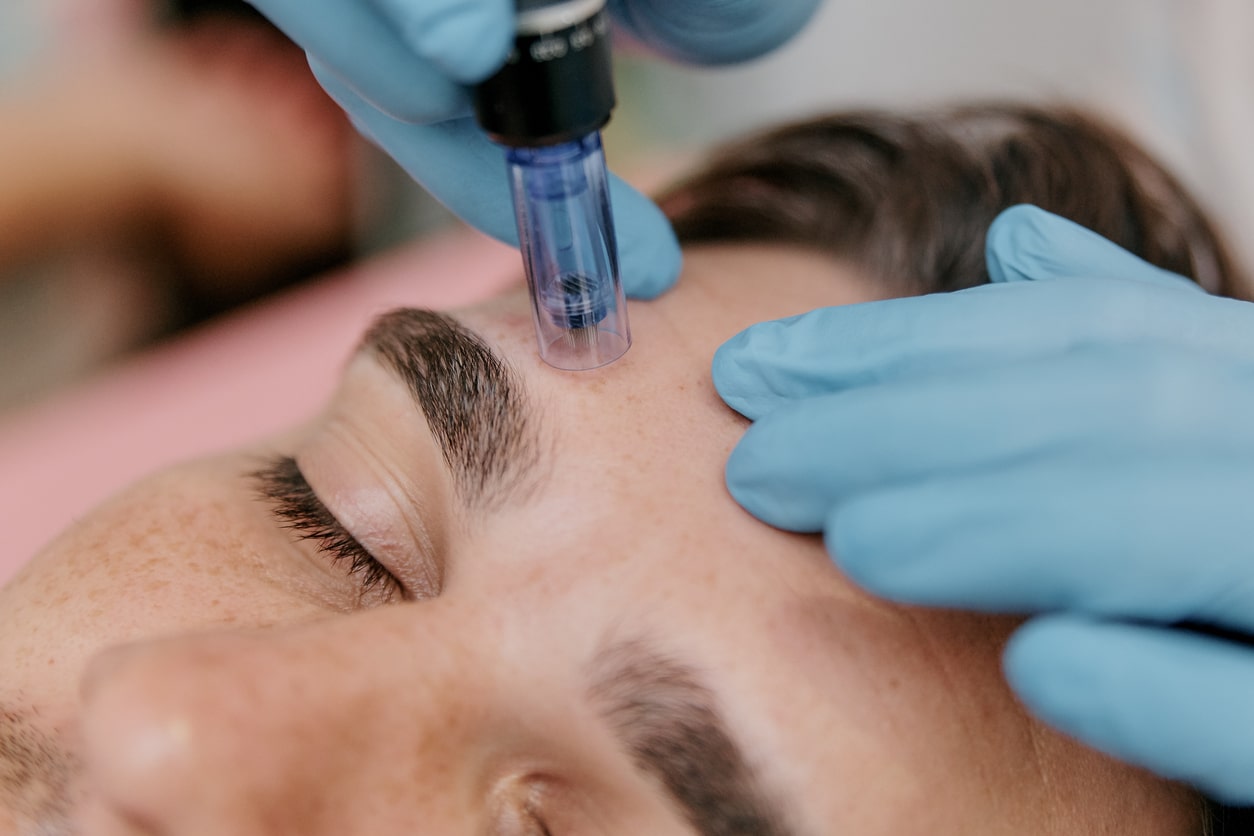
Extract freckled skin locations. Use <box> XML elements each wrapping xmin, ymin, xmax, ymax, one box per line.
<box><xmin>0</xmin><ymin>247</ymin><xmax>1203</xmax><ymax>835</ymax></box>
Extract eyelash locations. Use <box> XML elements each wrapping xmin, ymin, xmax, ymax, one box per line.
<box><xmin>252</xmin><ymin>455</ymin><xmax>401</xmax><ymax>599</ymax></box>
<box><xmin>525</xmin><ymin>785</ymin><xmax>556</xmax><ymax>836</ymax></box>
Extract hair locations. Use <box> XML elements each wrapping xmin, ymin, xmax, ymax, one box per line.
<box><xmin>161</xmin><ymin>0</ymin><xmax>269</xmax><ymax>24</ymax></box>
<box><xmin>658</xmin><ymin>104</ymin><xmax>1248</xmax><ymax>299</ymax></box>
<box><xmin>660</xmin><ymin>103</ymin><xmax>1253</xmax><ymax>832</ymax></box>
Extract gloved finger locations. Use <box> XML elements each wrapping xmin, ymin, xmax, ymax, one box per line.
<box><xmin>369</xmin><ymin>0</ymin><xmax>514</xmax><ymax>84</ymax></box>
<box><xmin>320</xmin><ymin>67</ymin><xmax>682</xmax><ymax>299</ymax></box>
<box><xmin>251</xmin><ymin>0</ymin><xmax>470</xmax><ymax>123</ymax></box>
<box><xmin>726</xmin><ymin>345</ymin><xmax>1254</xmax><ymax>532</ymax></box>
<box><xmin>609</xmin><ymin>0</ymin><xmax>822</xmax><ymax>64</ymax></box>
<box><xmin>1005</xmin><ymin>615</ymin><xmax>1254</xmax><ymax>805</ymax></box>
<box><xmin>825</xmin><ymin>462</ymin><xmax>1254</xmax><ymax>629</ymax></box>
<box><xmin>987</xmin><ymin>205</ymin><xmax>1202</xmax><ymax>292</ymax></box>
<box><xmin>713</xmin><ymin>207</ymin><xmax>1211</xmax><ymax>420</ymax></box>
<box><xmin>712</xmin><ymin>293</ymin><xmax>1036</xmax><ymax>421</ymax></box>
<box><xmin>724</xmin><ymin>355</ymin><xmax>1105</xmax><ymax>530</ymax></box>
<box><xmin>713</xmin><ymin>270</ymin><xmax>1244</xmax><ymax>421</ymax></box>
<box><xmin>724</xmin><ymin>354</ymin><xmax>1100</xmax><ymax>530</ymax></box>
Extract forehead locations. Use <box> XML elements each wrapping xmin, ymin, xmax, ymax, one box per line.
<box><xmin>444</xmin><ymin>244</ymin><xmax>885</xmax><ymax>497</ymax></box>
<box><xmin>426</xmin><ymin>243</ymin><xmax>895</xmax><ymax>670</ymax></box>
<box><xmin>424</xmin><ymin>263</ymin><xmax>993</xmax><ymax>821</ymax></box>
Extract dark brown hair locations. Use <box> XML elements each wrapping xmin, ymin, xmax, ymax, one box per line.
<box><xmin>658</xmin><ymin>104</ymin><xmax>1247</xmax><ymax>299</ymax></box>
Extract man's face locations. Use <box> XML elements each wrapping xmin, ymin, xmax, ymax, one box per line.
<box><xmin>0</xmin><ymin>246</ymin><xmax>1197</xmax><ymax>835</ymax></box>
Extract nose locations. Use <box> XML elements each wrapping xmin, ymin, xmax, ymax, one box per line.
<box><xmin>76</xmin><ymin>611</ymin><xmax>496</xmax><ymax>834</ymax></box>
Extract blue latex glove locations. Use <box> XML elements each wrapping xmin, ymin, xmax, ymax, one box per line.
<box><xmin>714</xmin><ymin>204</ymin><xmax>1254</xmax><ymax>804</ymax></box>
<box><xmin>244</xmin><ymin>0</ymin><xmax>822</xmax><ymax>299</ymax></box>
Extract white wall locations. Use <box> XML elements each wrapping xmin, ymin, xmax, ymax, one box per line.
<box><xmin>616</xmin><ymin>0</ymin><xmax>1254</xmax><ymax>274</ymax></box>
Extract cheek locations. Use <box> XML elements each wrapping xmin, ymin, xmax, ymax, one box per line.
<box><xmin>0</xmin><ymin>470</ymin><xmax>325</xmax><ymax>712</ymax></box>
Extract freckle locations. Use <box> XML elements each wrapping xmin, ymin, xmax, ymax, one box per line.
<box><xmin>580</xmin><ymin>377</ymin><xmax>607</xmax><ymax>396</ymax></box>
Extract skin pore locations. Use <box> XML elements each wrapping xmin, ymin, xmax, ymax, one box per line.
<box><xmin>0</xmin><ymin>245</ymin><xmax>1204</xmax><ymax>835</ymax></box>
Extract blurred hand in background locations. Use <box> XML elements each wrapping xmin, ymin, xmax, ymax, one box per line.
<box><xmin>0</xmin><ymin>0</ymin><xmax>357</xmax><ymax>408</ymax></box>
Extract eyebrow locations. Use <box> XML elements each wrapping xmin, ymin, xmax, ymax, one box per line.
<box><xmin>589</xmin><ymin>639</ymin><xmax>798</xmax><ymax>836</ymax></box>
<box><xmin>360</xmin><ymin>308</ymin><xmax>544</xmax><ymax>510</ymax></box>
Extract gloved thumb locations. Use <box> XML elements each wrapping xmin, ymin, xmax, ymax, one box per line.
<box><xmin>986</xmin><ymin>205</ymin><xmax>1202</xmax><ymax>293</ymax></box>
<box><xmin>313</xmin><ymin>64</ymin><xmax>681</xmax><ymax>300</ymax></box>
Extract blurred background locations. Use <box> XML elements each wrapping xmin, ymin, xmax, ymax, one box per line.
<box><xmin>607</xmin><ymin>0</ymin><xmax>1253</xmax><ymax>274</ymax></box>
<box><xmin>0</xmin><ymin>0</ymin><xmax>440</xmax><ymax>410</ymax></box>
<box><xmin>0</xmin><ymin>0</ymin><xmax>1250</xmax><ymax>412</ymax></box>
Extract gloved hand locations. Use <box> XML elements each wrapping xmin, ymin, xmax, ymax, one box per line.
<box><xmin>244</xmin><ymin>0</ymin><xmax>822</xmax><ymax>298</ymax></box>
<box><xmin>713</xmin><ymin>204</ymin><xmax>1254</xmax><ymax>804</ymax></box>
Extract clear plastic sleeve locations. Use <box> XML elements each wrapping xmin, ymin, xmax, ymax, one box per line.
<box><xmin>505</xmin><ymin>134</ymin><xmax>631</xmax><ymax>370</ymax></box>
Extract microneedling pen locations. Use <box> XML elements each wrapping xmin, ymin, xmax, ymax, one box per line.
<box><xmin>474</xmin><ymin>0</ymin><xmax>630</xmax><ymax>371</ymax></box>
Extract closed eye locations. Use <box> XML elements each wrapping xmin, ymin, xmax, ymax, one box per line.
<box><xmin>252</xmin><ymin>454</ymin><xmax>402</xmax><ymax>602</ymax></box>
